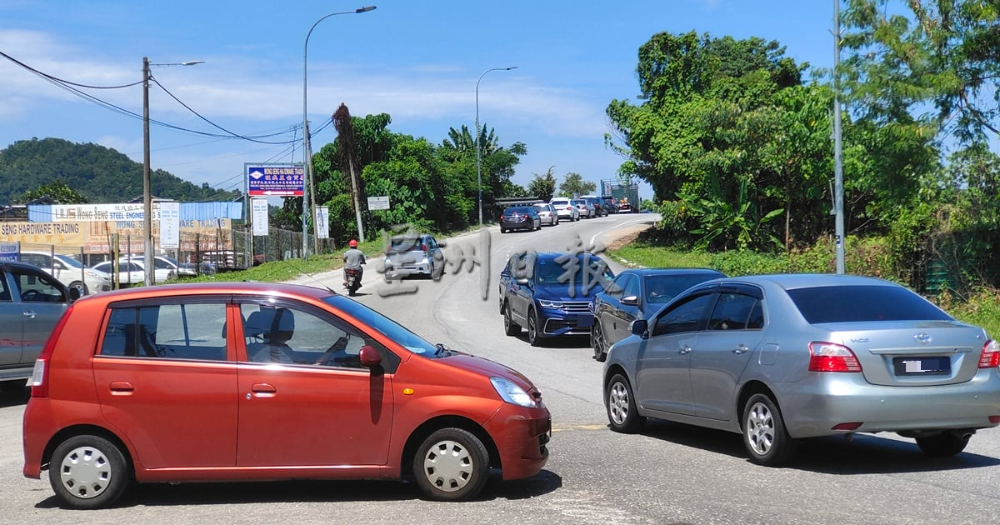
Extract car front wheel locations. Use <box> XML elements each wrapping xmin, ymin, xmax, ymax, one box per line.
<box><xmin>592</xmin><ymin>323</ymin><xmax>608</xmax><ymax>362</ymax></box>
<box><xmin>742</xmin><ymin>393</ymin><xmax>796</xmax><ymax>466</ymax></box>
<box><xmin>606</xmin><ymin>373</ymin><xmax>645</xmax><ymax>433</ymax></box>
<box><xmin>916</xmin><ymin>431</ymin><xmax>971</xmax><ymax>457</ymax></box>
<box><xmin>49</xmin><ymin>435</ymin><xmax>131</xmax><ymax>509</ymax></box>
<box><xmin>413</xmin><ymin>428</ymin><xmax>490</xmax><ymax>501</ymax></box>
<box><xmin>527</xmin><ymin>309</ymin><xmax>544</xmax><ymax>347</ymax></box>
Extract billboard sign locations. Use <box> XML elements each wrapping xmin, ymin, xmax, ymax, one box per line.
<box><xmin>247</xmin><ymin>164</ymin><xmax>304</xmax><ymax>196</ymax></box>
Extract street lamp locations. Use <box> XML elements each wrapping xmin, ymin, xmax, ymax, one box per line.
<box><xmin>303</xmin><ymin>6</ymin><xmax>376</xmax><ymax>257</ymax></box>
<box><xmin>475</xmin><ymin>66</ymin><xmax>517</xmax><ymax>227</ymax></box>
<box><xmin>143</xmin><ymin>57</ymin><xmax>202</xmax><ymax>286</ymax></box>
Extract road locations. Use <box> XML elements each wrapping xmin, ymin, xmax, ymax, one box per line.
<box><xmin>3</xmin><ymin>213</ymin><xmax>1000</xmax><ymax>524</ymax></box>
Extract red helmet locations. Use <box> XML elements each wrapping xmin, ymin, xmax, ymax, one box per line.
<box><xmin>349</xmin><ymin>239</ymin><xmax>358</xmax><ymax>248</ymax></box>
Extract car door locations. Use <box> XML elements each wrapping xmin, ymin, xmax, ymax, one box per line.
<box><xmin>10</xmin><ymin>265</ymin><xmax>70</xmax><ymax>363</ymax></box>
<box><xmin>92</xmin><ymin>297</ymin><xmax>238</xmax><ymax>469</ymax></box>
<box><xmin>596</xmin><ymin>274</ymin><xmax>629</xmax><ymax>345</ymax></box>
<box><xmin>508</xmin><ymin>253</ymin><xmax>535</xmax><ymax>327</ymax></box>
<box><xmin>690</xmin><ymin>286</ymin><xmax>766</xmax><ymax>421</ymax></box>
<box><xmin>612</xmin><ymin>274</ymin><xmax>643</xmax><ymax>344</ymax></box>
<box><xmin>235</xmin><ymin>299</ymin><xmax>394</xmax><ymax>467</ymax></box>
<box><xmin>634</xmin><ymin>289</ymin><xmax>716</xmax><ymax>416</ymax></box>
<box><xmin>0</xmin><ymin>266</ymin><xmax>22</xmax><ymax>366</ymax></box>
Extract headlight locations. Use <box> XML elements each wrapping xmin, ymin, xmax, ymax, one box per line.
<box><xmin>538</xmin><ymin>299</ymin><xmax>563</xmax><ymax>309</ymax></box>
<box><xmin>490</xmin><ymin>377</ymin><xmax>536</xmax><ymax>408</ymax></box>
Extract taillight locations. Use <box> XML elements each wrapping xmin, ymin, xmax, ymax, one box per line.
<box><xmin>30</xmin><ymin>305</ymin><xmax>74</xmax><ymax>398</ymax></box>
<box><xmin>979</xmin><ymin>339</ymin><xmax>1000</xmax><ymax>368</ymax></box>
<box><xmin>808</xmin><ymin>342</ymin><xmax>862</xmax><ymax>372</ymax></box>
<box><xmin>421</xmin><ymin>243</ymin><xmax>428</xmax><ymax>253</ymax></box>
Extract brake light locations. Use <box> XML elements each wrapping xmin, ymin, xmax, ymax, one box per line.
<box><xmin>30</xmin><ymin>304</ymin><xmax>74</xmax><ymax>398</ymax></box>
<box><xmin>979</xmin><ymin>339</ymin><xmax>1000</xmax><ymax>368</ymax></box>
<box><xmin>421</xmin><ymin>243</ymin><xmax>428</xmax><ymax>253</ymax></box>
<box><xmin>808</xmin><ymin>342</ymin><xmax>862</xmax><ymax>372</ymax></box>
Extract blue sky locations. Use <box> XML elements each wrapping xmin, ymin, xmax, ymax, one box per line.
<box><xmin>0</xmin><ymin>0</ymin><xmax>838</xmax><ymax>203</ymax></box>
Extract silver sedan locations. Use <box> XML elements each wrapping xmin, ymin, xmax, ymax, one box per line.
<box><xmin>603</xmin><ymin>273</ymin><xmax>1000</xmax><ymax>466</ymax></box>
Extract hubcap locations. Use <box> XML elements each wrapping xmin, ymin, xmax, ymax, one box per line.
<box><xmin>746</xmin><ymin>402</ymin><xmax>775</xmax><ymax>456</ymax></box>
<box><xmin>593</xmin><ymin>326</ymin><xmax>605</xmax><ymax>358</ymax></box>
<box><xmin>421</xmin><ymin>439</ymin><xmax>474</xmax><ymax>492</ymax></box>
<box><xmin>528</xmin><ymin>314</ymin><xmax>537</xmax><ymax>341</ymax></box>
<box><xmin>59</xmin><ymin>445</ymin><xmax>112</xmax><ymax>499</ymax></box>
<box><xmin>608</xmin><ymin>381</ymin><xmax>629</xmax><ymax>425</ymax></box>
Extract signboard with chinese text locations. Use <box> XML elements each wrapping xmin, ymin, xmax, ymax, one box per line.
<box><xmin>247</xmin><ymin>164</ymin><xmax>305</xmax><ymax>196</ymax></box>
<box><xmin>252</xmin><ymin>198</ymin><xmax>269</xmax><ymax>236</ymax></box>
<box><xmin>159</xmin><ymin>202</ymin><xmax>180</xmax><ymax>249</ymax></box>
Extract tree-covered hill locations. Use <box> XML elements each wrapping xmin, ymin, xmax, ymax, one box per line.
<box><xmin>0</xmin><ymin>137</ymin><xmax>240</xmax><ymax>205</ymax></box>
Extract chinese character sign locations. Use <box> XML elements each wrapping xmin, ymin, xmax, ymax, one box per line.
<box><xmin>247</xmin><ymin>165</ymin><xmax>305</xmax><ymax>196</ymax></box>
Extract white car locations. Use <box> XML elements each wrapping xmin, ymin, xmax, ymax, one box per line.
<box><xmin>92</xmin><ymin>260</ymin><xmax>146</xmax><ymax>288</ymax></box>
<box><xmin>532</xmin><ymin>203</ymin><xmax>559</xmax><ymax>226</ymax></box>
<box><xmin>126</xmin><ymin>255</ymin><xmax>178</xmax><ymax>282</ymax></box>
<box><xmin>18</xmin><ymin>251</ymin><xmax>112</xmax><ymax>295</ymax></box>
<box><xmin>549</xmin><ymin>198</ymin><xmax>580</xmax><ymax>222</ymax></box>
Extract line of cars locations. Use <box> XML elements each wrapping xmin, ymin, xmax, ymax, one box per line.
<box><xmin>498</xmin><ymin>250</ymin><xmax>1000</xmax><ymax>466</ymax></box>
<box><xmin>501</xmin><ymin>198</ymin><xmax>612</xmax><ymax>234</ymax></box>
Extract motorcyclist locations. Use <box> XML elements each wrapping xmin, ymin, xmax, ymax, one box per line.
<box><xmin>343</xmin><ymin>239</ymin><xmax>366</xmax><ymax>289</ymax></box>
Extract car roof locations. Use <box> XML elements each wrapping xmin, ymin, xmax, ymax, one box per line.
<box><xmin>0</xmin><ymin>260</ymin><xmax>55</xmax><ymax>272</ymax></box>
<box><xmin>719</xmin><ymin>273</ymin><xmax>897</xmax><ymax>291</ymax></box>
<box><xmin>622</xmin><ymin>268</ymin><xmax>725</xmax><ymax>277</ymax></box>
<box><xmin>74</xmin><ymin>281</ymin><xmax>337</xmax><ymax>302</ymax></box>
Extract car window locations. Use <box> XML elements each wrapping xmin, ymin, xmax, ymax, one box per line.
<box><xmin>622</xmin><ymin>275</ymin><xmax>641</xmax><ymax>299</ymax></box>
<box><xmin>100</xmin><ymin>302</ymin><xmax>228</xmax><ymax>361</ymax></box>
<box><xmin>787</xmin><ymin>285</ymin><xmax>952</xmax><ymax>323</ymax></box>
<box><xmin>707</xmin><ymin>293</ymin><xmax>760</xmax><ymax>331</ymax></box>
<box><xmin>0</xmin><ymin>269</ymin><xmax>10</xmax><ymax>302</ymax></box>
<box><xmin>645</xmin><ymin>274</ymin><xmax>721</xmax><ymax>304</ymax></box>
<box><xmin>153</xmin><ymin>258</ymin><xmax>173</xmax><ymax>270</ymax></box>
<box><xmin>12</xmin><ymin>268</ymin><xmax>65</xmax><ymax>303</ymax></box>
<box><xmin>324</xmin><ymin>295</ymin><xmax>437</xmax><ymax>358</ymax></box>
<box><xmin>652</xmin><ymin>292</ymin><xmax>714</xmax><ymax>336</ymax></box>
<box><xmin>605</xmin><ymin>274</ymin><xmax>630</xmax><ymax>299</ymax></box>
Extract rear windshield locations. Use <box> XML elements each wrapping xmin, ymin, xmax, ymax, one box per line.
<box><xmin>787</xmin><ymin>285</ymin><xmax>952</xmax><ymax>324</ymax></box>
<box><xmin>504</xmin><ymin>207</ymin><xmax>532</xmax><ymax>215</ymax></box>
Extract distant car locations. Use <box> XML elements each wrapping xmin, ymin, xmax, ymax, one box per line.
<box><xmin>92</xmin><ymin>260</ymin><xmax>145</xmax><ymax>287</ymax></box>
<box><xmin>0</xmin><ymin>261</ymin><xmax>78</xmax><ymax>391</ymax></box>
<box><xmin>572</xmin><ymin>199</ymin><xmax>594</xmax><ymax>219</ymax></box>
<box><xmin>125</xmin><ymin>256</ymin><xmax>177</xmax><ymax>282</ymax></box>
<box><xmin>604</xmin><ymin>273</ymin><xmax>1000</xmax><ymax>466</ymax></box>
<box><xmin>549</xmin><ymin>198</ymin><xmax>579</xmax><ymax>222</ymax></box>
<box><xmin>163</xmin><ymin>256</ymin><xmax>216</xmax><ymax>277</ymax></box>
<box><xmin>590</xmin><ymin>268</ymin><xmax>726</xmax><ymax>361</ymax></box>
<box><xmin>532</xmin><ymin>203</ymin><xmax>558</xmax><ymax>226</ymax></box>
<box><xmin>382</xmin><ymin>232</ymin><xmax>444</xmax><ymax>280</ymax></box>
<box><xmin>500</xmin><ymin>206</ymin><xmax>541</xmax><ymax>233</ymax></box>
<box><xmin>22</xmin><ymin>282</ymin><xmax>550</xmax><ymax>508</ymax></box>
<box><xmin>501</xmin><ymin>251</ymin><xmax>615</xmax><ymax>346</ymax></box>
<box><xmin>601</xmin><ymin>197</ymin><xmax>618</xmax><ymax>214</ymax></box>
<box><xmin>18</xmin><ymin>251</ymin><xmax>111</xmax><ymax>295</ymax></box>
<box><xmin>583</xmin><ymin>197</ymin><xmax>607</xmax><ymax>217</ymax></box>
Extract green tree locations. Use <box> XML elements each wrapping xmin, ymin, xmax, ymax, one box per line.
<box><xmin>18</xmin><ymin>180</ymin><xmax>88</xmax><ymax>204</ymax></box>
<box><xmin>527</xmin><ymin>166</ymin><xmax>557</xmax><ymax>201</ymax></box>
<box><xmin>558</xmin><ymin>172</ymin><xmax>596</xmax><ymax>198</ymax></box>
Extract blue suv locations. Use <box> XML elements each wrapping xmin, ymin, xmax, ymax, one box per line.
<box><xmin>500</xmin><ymin>251</ymin><xmax>614</xmax><ymax>346</ymax></box>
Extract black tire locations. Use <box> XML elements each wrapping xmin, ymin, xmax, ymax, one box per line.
<box><xmin>49</xmin><ymin>434</ymin><xmax>130</xmax><ymax>510</ymax></box>
<box><xmin>916</xmin><ymin>432</ymin><xmax>971</xmax><ymax>457</ymax></box>
<box><xmin>69</xmin><ymin>281</ymin><xmax>87</xmax><ymax>295</ymax></box>
<box><xmin>527</xmin><ymin>309</ymin><xmax>544</xmax><ymax>347</ymax></box>
<box><xmin>742</xmin><ymin>393</ymin><xmax>796</xmax><ymax>466</ymax></box>
<box><xmin>592</xmin><ymin>323</ymin><xmax>608</xmax><ymax>362</ymax></box>
<box><xmin>503</xmin><ymin>303</ymin><xmax>521</xmax><ymax>336</ymax></box>
<box><xmin>413</xmin><ymin>428</ymin><xmax>490</xmax><ymax>501</ymax></box>
<box><xmin>606</xmin><ymin>373</ymin><xmax>645</xmax><ymax>433</ymax></box>
<box><xmin>500</xmin><ymin>228</ymin><xmax>507</xmax><ymax>234</ymax></box>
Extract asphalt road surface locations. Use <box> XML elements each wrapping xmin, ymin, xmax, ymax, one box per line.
<box><xmin>3</xmin><ymin>213</ymin><xmax>1000</xmax><ymax>524</ymax></box>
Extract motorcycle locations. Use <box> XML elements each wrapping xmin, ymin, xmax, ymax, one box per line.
<box><xmin>344</xmin><ymin>267</ymin><xmax>363</xmax><ymax>296</ymax></box>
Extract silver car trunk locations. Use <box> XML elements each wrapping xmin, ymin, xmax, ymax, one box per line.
<box><xmin>820</xmin><ymin>320</ymin><xmax>988</xmax><ymax>386</ymax></box>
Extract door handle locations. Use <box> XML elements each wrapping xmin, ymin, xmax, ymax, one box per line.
<box><xmin>248</xmin><ymin>383</ymin><xmax>277</xmax><ymax>399</ymax></box>
<box><xmin>679</xmin><ymin>346</ymin><xmax>692</xmax><ymax>355</ymax></box>
<box><xmin>109</xmin><ymin>381</ymin><xmax>134</xmax><ymax>396</ymax></box>
<box><xmin>733</xmin><ymin>344</ymin><xmax>749</xmax><ymax>355</ymax></box>
<box><xmin>22</xmin><ymin>310</ymin><xmax>37</xmax><ymax>319</ymax></box>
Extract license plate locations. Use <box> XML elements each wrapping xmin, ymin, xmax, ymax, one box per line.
<box><xmin>893</xmin><ymin>356</ymin><xmax>950</xmax><ymax>376</ymax></box>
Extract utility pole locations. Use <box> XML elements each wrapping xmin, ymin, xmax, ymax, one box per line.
<box><xmin>833</xmin><ymin>0</ymin><xmax>846</xmax><ymax>273</ymax></box>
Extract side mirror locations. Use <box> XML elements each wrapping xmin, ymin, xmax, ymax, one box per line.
<box><xmin>515</xmin><ymin>278</ymin><xmax>530</xmax><ymax>286</ymax></box>
<box><xmin>621</xmin><ymin>295</ymin><xmax>639</xmax><ymax>306</ymax></box>
<box><xmin>630</xmin><ymin>319</ymin><xmax>648</xmax><ymax>337</ymax></box>
<box><xmin>359</xmin><ymin>345</ymin><xmax>382</xmax><ymax>367</ymax></box>
<box><xmin>68</xmin><ymin>287</ymin><xmax>82</xmax><ymax>302</ymax></box>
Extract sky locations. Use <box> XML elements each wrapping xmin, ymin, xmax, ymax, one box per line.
<box><xmin>0</xmin><ymin>0</ymin><xmax>839</xmax><ymax>204</ymax></box>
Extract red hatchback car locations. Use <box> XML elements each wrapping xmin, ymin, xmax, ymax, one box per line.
<box><xmin>23</xmin><ymin>282</ymin><xmax>550</xmax><ymax>509</ymax></box>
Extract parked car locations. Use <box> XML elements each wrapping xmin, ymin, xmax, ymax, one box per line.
<box><xmin>601</xmin><ymin>196</ymin><xmax>618</xmax><ymax>214</ymax></box>
<box><xmin>0</xmin><ymin>261</ymin><xmax>79</xmax><ymax>391</ymax></box>
<box><xmin>603</xmin><ymin>273</ymin><xmax>1000</xmax><ymax>466</ymax></box>
<box><xmin>532</xmin><ymin>203</ymin><xmax>559</xmax><ymax>226</ymax></box>
<box><xmin>23</xmin><ymin>282</ymin><xmax>551</xmax><ymax>509</ymax></box>
<box><xmin>591</xmin><ymin>268</ymin><xmax>726</xmax><ymax>361</ymax></box>
<box><xmin>18</xmin><ymin>251</ymin><xmax>111</xmax><ymax>295</ymax></box>
<box><xmin>125</xmin><ymin>255</ymin><xmax>177</xmax><ymax>282</ymax></box>
<box><xmin>501</xmin><ymin>251</ymin><xmax>614</xmax><ymax>346</ymax></box>
<box><xmin>583</xmin><ymin>197</ymin><xmax>607</xmax><ymax>217</ymax></box>
<box><xmin>382</xmin><ymin>232</ymin><xmax>444</xmax><ymax>280</ymax></box>
<box><xmin>500</xmin><ymin>206</ymin><xmax>541</xmax><ymax>233</ymax></box>
<box><xmin>92</xmin><ymin>260</ymin><xmax>145</xmax><ymax>287</ymax></box>
<box><xmin>571</xmin><ymin>199</ymin><xmax>594</xmax><ymax>219</ymax></box>
<box><xmin>163</xmin><ymin>256</ymin><xmax>217</xmax><ymax>277</ymax></box>
<box><xmin>549</xmin><ymin>198</ymin><xmax>579</xmax><ymax>222</ymax></box>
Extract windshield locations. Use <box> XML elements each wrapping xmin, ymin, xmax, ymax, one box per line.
<box><xmin>54</xmin><ymin>254</ymin><xmax>84</xmax><ymax>268</ymax></box>
<box><xmin>325</xmin><ymin>295</ymin><xmax>437</xmax><ymax>356</ymax></box>
<box><xmin>645</xmin><ymin>274</ymin><xmax>721</xmax><ymax>304</ymax></box>
<box><xmin>787</xmin><ymin>285</ymin><xmax>952</xmax><ymax>324</ymax></box>
<box><xmin>535</xmin><ymin>255</ymin><xmax>614</xmax><ymax>286</ymax></box>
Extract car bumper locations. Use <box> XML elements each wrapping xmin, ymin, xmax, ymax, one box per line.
<box><xmin>540</xmin><ymin>311</ymin><xmax>594</xmax><ymax>336</ymax></box>
<box><xmin>483</xmin><ymin>403</ymin><xmax>550</xmax><ymax>480</ymax></box>
<box><xmin>777</xmin><ymin>370</ymin><xmax>1000</xmax><ymax>438</ymax></box>
<box><xmin>501</xmin><ymin>221</ymin><xmax>534</xmax><ymax>231</ymax></box>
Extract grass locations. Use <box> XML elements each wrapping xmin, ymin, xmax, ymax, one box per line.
<box><xmin>609</xmin><ymin>242</ymin><xmax>713</xmax><ymax>269</ymax></box>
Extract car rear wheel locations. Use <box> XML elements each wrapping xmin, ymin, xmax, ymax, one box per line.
<box><xmin>413</xmin><ymin>428</ymin><xmax>490</xmax><ymax>501</ymax></box>
<box><xmin>606</xmin><ymin>373</ymin><xmax>645</xmax><ymax>433</ymax></box>
<box><xmin>503</xmin><ymin>303</ymin><xmax>521</xmax><ymax>336</ymax></box>
<box><xmin>916</xmin><ymin>431</ymin><xmax>971</xmax><ymax>457</ymax></box>
<box><xmin>527</xmin><ymin>309</ymin><xmax>543</xmax><ymax>347</ymax></box>
<box><xmin>742</xmin><ymin>393</ymin><xmax>796</xmax><ymax>466</ymax></box>
<box><xmin>592</xmin><ymin>323</ymin><xmax>608</xmax><ymax>362</ymax></box>
<box><xmin>49</xmin><ymin>435</ymin><xmax>130</xmax><ymax>509</ymax></box>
